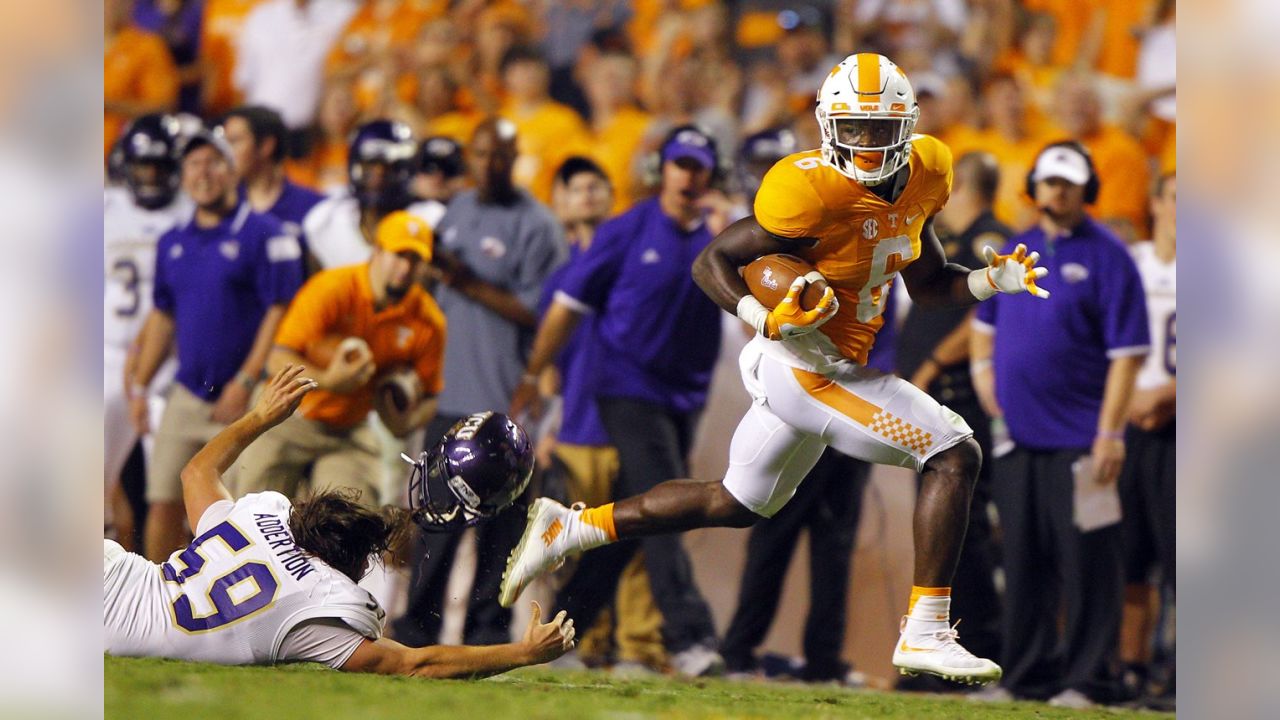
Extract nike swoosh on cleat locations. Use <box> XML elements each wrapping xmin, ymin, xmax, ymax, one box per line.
<box><xmin>899</xmin><ymin>641</ymin><xmax>933</xmax><ymax>653</ymax></box>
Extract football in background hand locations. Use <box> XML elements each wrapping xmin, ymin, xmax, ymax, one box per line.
<box><xmin>742</xmin><ymin>254</ymin><xmax>830</xmax><ymax>311</ymax></box>
<box><xmin>374</xmin><ymin>366</ymin><xmax>421</xmax><ymax>417</ymax></box>
<box><xmin>306</xmin><ymin>336</ymin><xmax>370</xmax><ymax>369</ymax></box>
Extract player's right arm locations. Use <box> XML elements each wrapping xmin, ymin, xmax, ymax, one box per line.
<box><xmin>179</xmin><ymin>365</ymin><xmax>317</xmax><ymax>530</ymax></box>
<box><xmin>340</xmin><ymin>601</ymin><xmax>575</xmax><ymax>679</ymax></box>
<box><xmin>693</xmin><ymin>216</ymin><xmax>836</xmax><ymax>341</ymax></box>
<box><xmin>128</xmin><ymin>310</ymin><xmax>176</xmax><ymax>434</ymax></box>
<box><xmin>692</xmin><ymin>216</ymin><xmax>802</xmax><ymax>314</ymax></box>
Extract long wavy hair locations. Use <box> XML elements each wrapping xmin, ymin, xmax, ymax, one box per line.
<box><xmin>288</xmin><ymin>488</ymin><xmax>411</xmax><ymax>582</ymax></box>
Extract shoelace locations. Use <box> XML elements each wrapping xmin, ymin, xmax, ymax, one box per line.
<box><xmin>930</xmin><ymin>620</ymin><xmax>978</xmax><ymax>658</ymax></box>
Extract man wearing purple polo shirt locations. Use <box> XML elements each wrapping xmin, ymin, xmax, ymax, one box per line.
<box><xmin>510</xmin><ymin>126</ymin><xmax>726</xmax><ymax>676</ymax></box>
<box><xmin>220</xmin><ymin>105</ymin><xmax>325</xmax><ymax>241</ymax></box>
<box><xmin>970</xmin><ymin>141</ymin><xmax>1149</xmax><ymax>708</ymax></box>
<box><xmin>128</xmin><ymin>129</ymin><xmax>305</xmax><ymax>561</ymax></box>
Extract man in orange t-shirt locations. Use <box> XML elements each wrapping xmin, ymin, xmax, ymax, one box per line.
<box><xmin>236</xmin><ymin>211</ymin><xmax>446</xmax><ymax>506</ymax></box>
<box><xmin>104</xmin><ymin>0</ymin><xmax>179</xmax><ymax>158</ymax></box>
<box><xmin>1054</xmin><ymin>73</ymin><xmax>1152</xmax><ymax>241</ymax></box>
<box><xmin>499</xmin><ymin>46</ymin><xmax>591</xmax><ymax>204</ymax></box>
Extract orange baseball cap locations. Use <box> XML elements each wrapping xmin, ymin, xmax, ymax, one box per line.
<box><xmin>375</xmin><ymin>211</ymin><xmax>433</xmax><ymax>261</ymax></box>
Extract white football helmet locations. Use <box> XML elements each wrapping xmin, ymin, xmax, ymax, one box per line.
<box><xmin>815</xmin><ymin>53</ymin><xmax>920</xmax><ymax>186</ymax></box>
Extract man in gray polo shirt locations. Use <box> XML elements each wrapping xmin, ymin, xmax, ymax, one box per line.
<box><xmin>394</xmin><ymin>117</ymin><xmax>566</xmax><ymax>647</ymax></box>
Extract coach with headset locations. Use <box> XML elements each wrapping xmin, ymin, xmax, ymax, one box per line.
<box><xmin>510</xmin><ymin>125</ymin><xmax>727</xmax><ymax>676</ymax></box>
<box><xmin>969</xmin><ymin>141</ymin><xmax>1150</xmax><ymax>707</ymax></box>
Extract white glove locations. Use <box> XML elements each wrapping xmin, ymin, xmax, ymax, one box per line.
<box><xmin>968</xmin><ymin>243</ymin><xmax>1050</xmax><ymax>300</ymax></box>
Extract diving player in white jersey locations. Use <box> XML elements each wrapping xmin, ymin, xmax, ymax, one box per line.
<box><xmin>303</xmin><ymin>120</ymin><xmax>446</xmax><ymax>270</ymax></box>
<box><xmin>105</xmin><ymin>365</ymin><xmax>575</xmax><ymax>675</ymax></box>
<box><xmin>105</xmin><ymin>114</ymin><xmax>194</xmax><ymax>545</ymax></box>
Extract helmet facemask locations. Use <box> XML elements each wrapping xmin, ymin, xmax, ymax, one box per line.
<box><xmin>817</xmin><ymin>109</ymin><xmax>919</xmax><ymax>186</ymax></box>
<box><xmin>406</xmin><ymin>451</ymin><xmax>488</xmax><ymax>532</ymax></box>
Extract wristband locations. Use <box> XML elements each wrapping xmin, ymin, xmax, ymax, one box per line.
<box><xmin>235</xmin><ymin>371</ymin><xmax>258</xmax><ymax>389</ymax></box>
<box><xmin>970</xmin><ymin>358</ymin><xmax>992</xmax><ymax>374</ymax></box>
<box><xmin>128</xmin><ymin>382</ymin><xmax>149</xmax><ymax>399</ymax></box>
<box><xmin>1096</xmin><ymin>429</ymin><xmax>1124</xmax><ymax>441</ymax></box>
<box><xmin>736</xmin><ymin>295</ymin><xmax>770</xmax><ymax>337</ymax></box>
<box><xmin>967</xmin><ymin>268</ymin><xmax>998</xmax><ymax>301</ymax></box>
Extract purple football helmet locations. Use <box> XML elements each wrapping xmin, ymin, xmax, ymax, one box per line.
<box><xmin>348</xmin><ymin>119</ymin><xmax>417</xmax><ymax>212</ymax></box>
<box><xmin>407</xmin><ymin>412</ymin><xmax>534</xmax><ymax>532</ymax></box>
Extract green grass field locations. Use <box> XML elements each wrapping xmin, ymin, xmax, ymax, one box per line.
<box><xmin>106</xmin><ymin>656</ymin><xmax>1174</xmax><ymax>719</ymax></box>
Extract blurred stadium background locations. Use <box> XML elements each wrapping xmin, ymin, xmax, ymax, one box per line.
<box><xmin>95</xmin><ymin>0</ymin><xmax>1184</xmax><ymax>709</ymax></box>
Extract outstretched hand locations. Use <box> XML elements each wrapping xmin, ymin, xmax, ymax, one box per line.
<box><xmin>251</xmin><ymin>365</ymin><xmax>317</xmax><ymax>429</ymax></box>
<box><xmin>981</xmin><ymin>243</ymin><xmax>1050</xmax><ymax>299</ymax></box>
<box><xmin>522</xmin><ymin>601</ymin><xmax>576</xmax><ymax>665</ymax></box>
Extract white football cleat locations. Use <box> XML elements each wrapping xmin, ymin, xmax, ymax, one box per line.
<box><xmin>892</xmin><ymin>620</ymin><xmax>1003</xmax><ymax>686</ymax></box>
<box><xmin>499</xmin><ymin>498</ymin><xmax>578</xmax><ymax>608</ymax></box>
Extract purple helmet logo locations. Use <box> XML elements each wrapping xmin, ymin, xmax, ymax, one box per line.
<box><xmin>407</xmin><ymin>412</ymin><xmax>534</xmax><ymax>532</ymax></box>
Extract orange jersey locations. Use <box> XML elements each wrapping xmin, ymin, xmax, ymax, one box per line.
<box><xmin>503</xmin><ymin>100</ymin><xmax>591</xmax><ymax>204</ymax></box>
<box><xmin>275</xmin><ymin>264</ymin><xmax>446</xmax><ymax>429</ymax></box>
<box><xmin>199</xmin><ymin>0</ymin><xmax>262</xmax><ymax>116</ymax></box>
<box><xmin>1081</xmin><ymin>124</ymin><xmax>1152</xmax><ymax>235</ymax></box>
<box><xmin>589</xmin><ymin>106</ymin><xmax>654</xmax><ymax>213</ymax></box>
<box><xmin>104</xmin><ymin>27</ymin><xmax>179</xmax><ymax>157</ymax></box>
<box><xmin>754</xmin><ymin>135</ymin><xmax>953</xmax><ymax>364</ymax></box>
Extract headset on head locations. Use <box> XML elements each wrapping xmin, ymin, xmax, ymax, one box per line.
<box><xmin>1025</xmin><ymin>140</ymin><xmax>1100</xmax><ymax>205</ymax></box>
<box><xmin>642</xmin><ymin>124</ymin><xmax>727</xmax><ymax>187</ymax></box>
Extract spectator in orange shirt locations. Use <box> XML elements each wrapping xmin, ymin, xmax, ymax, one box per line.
<box><xmin>581</xmin><ymin>49</ymin><xmax>654</xmax><ymax>212</ymax></box>
<box><xmin>500</xmin><ymin>46</ymin><xmax>591</xmax><ymax>204</ymax></box>
<box><xmin>402</xmin><ymin>65</ymin><xmax>483</xmax><ymax>143</ymax></box>
<box><xmin>285</xmin><ymin>80</ymin><xmax>358</xmax><ymax>194</ymax></box>
<box><xmin>974</xmin><ymin>73</ymin><xmax>1055</xmax><ymax>230</ymax></box>
<box><xmin>104</xmin><ymin>0</ymin><xmax>179</xmax><ymax>158</ymax></box>
<box><xmin>198</xmin><ymin>0</ymin><xmax>261</xmax><ymax>117</ymax></box>
<box><xmin>324</xmin><ymin>0</ymin><xmax>440</xmax><ymax>115</ymax></box>
<box><xmin>237</xmin><ymin>211</ymin><xmax>445</xmax><ymax>507</ymax></box>
<box><xmin>1053</xmin><ymin>73</ymin><xmax>1152</xmax><ymax>241</ymax></box>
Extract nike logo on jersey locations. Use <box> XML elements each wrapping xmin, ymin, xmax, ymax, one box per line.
<box><xmin>641</xmin><ymin>248</ymin><xmax>661</xmax><ymax>264</ymax></box>
<box><xmin>905</xmin><ymin>213</ymin><xmax>920</xmax><ymax>226</ymax></box>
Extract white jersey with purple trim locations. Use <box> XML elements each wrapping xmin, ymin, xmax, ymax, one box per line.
<box><xmin>1130</xmin><ymin>241</ymin><xmax>1176</xmax><ymax>391</ymax></box>
<box><xmin>103</xmin><ymin>186</ymin><xmax>193</xmax><ymax>350</ymax></box>
<box><xmin>302</xmin><ymin>194</ymin><xmax>446</xmax><ymax>269</ymax></box>
<box><xmin>104</xmin><ymin>492</ymin><xmax>384</xmax><ymax>666</ymax></box>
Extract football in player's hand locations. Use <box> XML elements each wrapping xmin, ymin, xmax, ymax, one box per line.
<box><xmin>374</xmin><ymin>366</ymin><xmax>421</xmax><ymax>417</ymax></box>
<box><xmin>306</xmin><ymin>335</ymin><xmax>371</xmax><ymax>369</ymax></box>
<box><xmin>742</xmin><ymin>254</ymin><xmax>830</xmax><ymax>310</ymax></box>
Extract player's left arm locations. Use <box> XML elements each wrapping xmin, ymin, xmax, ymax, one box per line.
<box><xmin>180</xmin><ymin>365</ymin><xmax>317</xmax><ymax>529</ymax></box>
<box><xmin>901</xmin><ymin>218</ymin><xmax>1049</xmax><ymax>308</ymax></box>
<box><xmin>340</xmin><ymin>601</ymin><xmax>575</xmax><ymax>679</ymax></box>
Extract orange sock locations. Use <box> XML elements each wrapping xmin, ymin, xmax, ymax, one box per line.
<box><xmin>908</xmin><ymin>585</ymin><xmax>951</xmax><ymax>618</ymax></box>
<box><xmin>580</xmin><ymin>503</ymin><xmax>617</xmax><ymax>542</ymax></box>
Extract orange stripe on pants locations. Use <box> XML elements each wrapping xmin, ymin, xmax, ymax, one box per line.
<box><xmin>791</xmin><ymin>368</ymin><xmax>881</xmax><ymax>425</ymax></box>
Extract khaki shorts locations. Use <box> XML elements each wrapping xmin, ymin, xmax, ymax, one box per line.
<box><xmin>148</xmin><ymin>384</ymin><xmax>229</xmax><ymax>503</ymax></box>
<box><xmin>553</xmin><ymin>443</ymin><xmax>665</xmax><ymax>667</ymax></box>
<box><xmin>235</xmin><ymin>412</ymin><xmax>386</xmax><ymax>507</ymax></box>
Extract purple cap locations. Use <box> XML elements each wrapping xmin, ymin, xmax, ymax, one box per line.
<box><xmin>662</xmin><ymin>127</ymin><xmax>717</xmax><ymax>170</ymax></box>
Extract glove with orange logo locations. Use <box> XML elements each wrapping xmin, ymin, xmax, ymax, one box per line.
<box><xmin>968</xmin><ymin>243</ymin><xmax>1050</xmax><ymax>300</ymax></box>
<box><xmin>737</xmin><ymin>277</ymin><xmax>839</xmax><ymax>341</ymax></box>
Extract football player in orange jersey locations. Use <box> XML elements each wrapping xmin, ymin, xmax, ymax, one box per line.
<box><xmin>499</xmin><ymin>54</ymin><xmax>1047</xmax><ymax>684</ymax></box>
